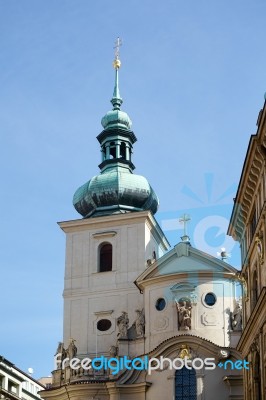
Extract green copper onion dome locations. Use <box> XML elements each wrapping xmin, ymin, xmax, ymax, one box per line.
<box><xmin>73</xmin><ymin>48</ymin><xmax>159</xmax><ymax>218</ymax></box>
<box><xmin>73</xmin><ymin>169</ymin><xmax>159</xmax><ymax>218</ymax></box>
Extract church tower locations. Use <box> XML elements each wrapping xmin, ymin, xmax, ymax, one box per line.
<box><xmin>58</xmin><ymin>41</ymin><xmax>170</xmax><ymax>361</ymax></box>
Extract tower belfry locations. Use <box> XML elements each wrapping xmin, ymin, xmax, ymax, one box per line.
<box><xmin>73</xmin><ymin>41</ymin><xmax>159</xmax><ymax>218</ymax></box>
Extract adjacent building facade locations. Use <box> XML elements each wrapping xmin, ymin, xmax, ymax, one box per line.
<box><xmin>41</xmin><ymin>52</ymin><xmax>245</xmax><ymax>400</ymax></box>
<box><xmin>228</xmin><ymin>96</ymin><xmax>266</xmax><ymax>399</ymax></box>
<box><xmin>0</xmin><ymin>356</ymin><xmax>45</xmax><ymax>400</ymax></box>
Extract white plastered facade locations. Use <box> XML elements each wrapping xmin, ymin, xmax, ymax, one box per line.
<box><xmin>41</xmin><ymin>211</ymin><xmax>244</xmax><ymax>400</ymax></box>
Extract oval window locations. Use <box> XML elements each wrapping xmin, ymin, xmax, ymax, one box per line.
<box><xmin>155</xmin><ymin>298</ymin><xmax>166</xmax><ymax>311</ymax></box>
<box><xmin>204</xmin><ymin>292</ymin><xmax>216</xmax><ymax>306</ymax></box>
<box><xmin>97</xmin><ymin>319</ymin><xmax>112</xmax><ymax>331</ymax></box>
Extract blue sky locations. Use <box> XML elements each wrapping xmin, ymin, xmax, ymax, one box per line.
<box><xmin>1</xmin><ymin>0</ymin><xmax>265</xmax><ymax>378</ymax></box>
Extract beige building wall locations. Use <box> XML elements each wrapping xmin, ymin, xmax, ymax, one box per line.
<box><xmin>59</xmin><ymin>211</ymin><xmax>169</xmax><ymax>357</ymax></box>
<box><xmin>228</xmin><ymin>97</ymin><xmax>266</xmax><ymax>399</ymax></box>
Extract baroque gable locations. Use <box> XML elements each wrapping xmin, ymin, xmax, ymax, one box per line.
<box><xmin>136</xmin><ymin>242</ymin><xmax>238</xmax><ymax>289</ymax></box>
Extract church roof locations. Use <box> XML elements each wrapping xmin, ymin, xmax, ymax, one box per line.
<box><xmin>135</xmin><ymin>241</ymin><xmax>238</xmax><ymax>289</ymax></box>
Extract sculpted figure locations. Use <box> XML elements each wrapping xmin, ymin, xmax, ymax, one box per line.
<box><xmin>109</xmin><ymin>345</ymin><xmax>118</xmax><ymax>357</ymax></box>
<box><xmin>231</xmin><ymin>302</ymin><xmax>242</xmax><ymax>331</ymax></box>
<box><xmin>54</xmin><ymin>342</ymin><xmax>67</xmax><ymax>368</ymax></box>
<box><xmin>176</xmin><ymin>300</ymin><xmax>192</xmax><ymax>331</ymax></box>
<box><xmin>135</xmin><ymin>309</ymin><xmax>145</xmax><ymax>337</ymax></box>
<box><xmin>67</xmin><ymin>338</ymin><xmax>77</xmax><ymax>360</ymax></box>
<box><xmin>117</xmin><ymin>311</ymin><xmax>129</xmax><ymax>339</ymax></box>
<box><xmin>183</xmin><ymin>311</ymin><xmax>191</xmax><ymax>330</ymax></box>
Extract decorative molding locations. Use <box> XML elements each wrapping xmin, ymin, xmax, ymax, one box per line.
<box><xmin>94</xmin><ymin>310</ymin><xmax>114</xmax><ymax>316</ymax></box>
<box><xmin>201</xmin><ymin>312</ymin><xmax>217</xmax><ymax>326</ymax></box>
<box><xmin>229</xmin><ymin>138</ymin><xmax>265</xmax><ymax>241</ymax></box>
<box><xmin>92</xmin><ymin>231</ymin><xmax>117</xmax><ymax>238</ymax></box>
<box><xmin>153</xmin><ymin>316</ymin><xmax>169</xmax><ymax>331</ymax></box>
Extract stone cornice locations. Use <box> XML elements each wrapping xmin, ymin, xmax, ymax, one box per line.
<box><xmin>58</xmin><ymin>210</ymin><xmax>170</xmax><ymax>249</ymax></box>
<box><xmin>229</xmin><ymin>138</ymin><xmax>265</xmax><ymax>241</ymax></box>
<box><xmin>136</xmin><ymin>270</ymin><xmax>237</xmax><ymax>291</ymax></box>
<box><xmin>40</xmin><ymin>377</ymin><xmax>151</xmax><ymax>399</ymax></box>
<box><xmin>58</xmin><ymin>210</ymin><xmax>152</xmax><ymax>232</ymax></box>
<box><xmin>228</xmin><ymin>100</ymin><xmax>266</xmax><ymax>242</ymax></box>
<box><xmin>135</xmin><ymin>242</ymin><xmax>238</xmax><ymax>290</ymax></box>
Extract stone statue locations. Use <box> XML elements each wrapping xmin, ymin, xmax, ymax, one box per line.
<box><xmin>67</xmin><ymin>338</ymin><xmax>77</xmax><ymax>359</ymax></box>
<box><xmin>117</xmin><ymin>311</ymin><xmax>129</xmax><ymax>339</ymax></box>
<box><xmin>176</xmin><ymin>300</ymin><xmax>192</xmax><ymax>331</ymax></box>
<box><xmin>54</xmin><ymin>342</ymin><xmax>67</xmax><ymax>368</ymax></box>
<box><xmin>109</xmin><ymin>345</ymin><xmax>118</xmax><ymax>357</ymax></box>
<box><xmin>231</xmin><ymin>302</ymin><xmax>242</xmax><ymax>331</ymax></box>
<box><xmin>135</xmin><ymin>309</ymin><xmax>145</xmax><ymax>337</ymax></box>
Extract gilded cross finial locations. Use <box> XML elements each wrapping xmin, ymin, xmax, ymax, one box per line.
<box><xmin>113</xmin><ymin>37</ymin><xmax>122</xmax><ymax>69</ymax></box>
<box><xmin>179</xmin><ymin>214</ymin><xmax>191</xmax><ymax>243</ymax></box>
<box><xmin>114</xmin><ymin>37</ymin><xmax>122</xmax><ymax>59</ymax></box>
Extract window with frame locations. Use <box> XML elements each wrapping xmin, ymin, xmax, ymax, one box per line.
<box><xmin>251</xmin><ymin>269</ymin><xmax>258</xmax><ymax>310</ymax></box>
<box><xmin>250</xmin><ymin>208</ymin><xmax>257</xmax><ymax>240</ymax></box>
<box><xmin>175</xmin><ymin>367</ymin><xmax>197</xmax><ymax>400</ymax></box>
<box><xmin>8</xmin><ymin>381</ymin><xmax>18</xmax><ymax>394</ymax></box>
<box><xmin>99</xmin><ymin>243</ymin><xmax>112</xmax><ymax>272</ymax></box>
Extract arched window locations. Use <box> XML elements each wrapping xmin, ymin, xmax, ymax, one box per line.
<box><xmin>120</xmin><ymin>142</ymin><xmax>126</xmax><ymax>159</ymax></box>
<box><xmin>175</xmin><ymin>367</ymin><xmax>197</xmax><ymax>400</ymax></box>
<box><xmin>110</xmin><ymin>142</ymin><xmax>116</xmax><ymax>159</ymax></box>
<box><xmin>99</xmin><ymin>243</ymin><xmax>112</xmax><ymax>272</ymax></box>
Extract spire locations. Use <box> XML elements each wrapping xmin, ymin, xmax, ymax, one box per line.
<box><xmin>111</xmin><ymin>37</ymin><xmax>123</xmax><ymax>110</ymax></box>
<box><xmin>72</xmin><ymin>38</ymin><xmax>159</xmax><ymax>218</ymax></box>
<box><xmin>101</xmin><ymin>37</ymin><xmax>132</xmax><ymax>131</ymax></box>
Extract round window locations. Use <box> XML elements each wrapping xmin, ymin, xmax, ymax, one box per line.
<box><xmin>155</xmin><ymin>298</ymin><xmax>166</xmax><ymax>311</ymax></box>
<box><xmin>97</xmin><ymin>319</ymin><xmax>112</xmax><ymax>331</ymax></box>
<box><xmin>204</xmin><ymin>293</ymin><xmax>216</xmax><ymax>306</ymax></box>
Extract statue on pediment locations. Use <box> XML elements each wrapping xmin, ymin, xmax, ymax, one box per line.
<box><xmin>54</xmin><ymin>342</ymin><xmax>67</xmax><ymax>369</ymax></box>
<box><xmin>176</xmin><ymin>299</ymin><xmax>192</xmax><ymax>331</ymax></box>
<box><xmin>67</xmin><ymin>338</ymin><xmax>77</xmax><ymax>359</ymax></box>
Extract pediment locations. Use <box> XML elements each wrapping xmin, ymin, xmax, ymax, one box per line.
<box><xmin>136</xmin><ymin>242</ymin><xmax>237</xmax><ymax>284</ymax></box>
